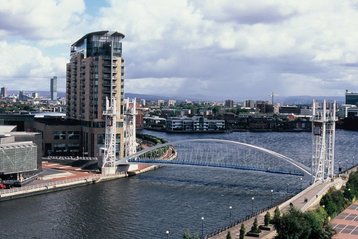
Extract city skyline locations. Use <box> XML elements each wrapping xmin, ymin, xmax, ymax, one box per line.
<box><xmin>1</xmin><ymin>0</ymin><xmax>358</xmax><ymax>98</ymax></box>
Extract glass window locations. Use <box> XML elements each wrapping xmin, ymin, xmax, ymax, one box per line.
<box><xmin>53</xmin><ymin>131</ymin><xmax>66</xmax><ymax>140</ymax></box>
<box><xmin>68</xmin><ymin>131</ymin><xmax>80</xmax><ymax>140</ymax></box>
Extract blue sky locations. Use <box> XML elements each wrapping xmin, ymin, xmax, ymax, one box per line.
<box><xmin>1</xmin><ymin>0</ymin><xmax>358</xmax><ymax>99</ymax></box>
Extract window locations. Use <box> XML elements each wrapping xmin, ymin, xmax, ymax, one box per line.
<box><xmin>68</xmin><ymin>131</ymin><xmax>80</xmax><ymax>140</ymax></box>
<box><xmin>53</xmin><ymin>131</ymin><xmax>66</xmax><ymax>140</ymax></box>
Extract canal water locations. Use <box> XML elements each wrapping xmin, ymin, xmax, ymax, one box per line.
<box><xmin>0</xmin><ymin>130</ymin><xmax>357</xmax><ymax>238</ymax></box>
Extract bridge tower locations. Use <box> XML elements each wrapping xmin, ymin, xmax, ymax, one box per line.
<box><xmin>100</xmin><ymin>96</ymin><xmax>117</xmax><ymax>175</ymax></box>
<box><xmin>312</xmin><ymin>100</ymin><xmax>336</xmax><ymax>182</ymax></box>
<box><xmin>123</xmin><ymin>98</ymin><xmax>138</xmax><ymax>171</ymax></box>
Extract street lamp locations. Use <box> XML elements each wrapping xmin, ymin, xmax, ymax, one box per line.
<box><xmin>300</xmin><ymin>177</ymin><xmax>303</xmax><ymax>190</ymax></box>
<box><xmin>229</xmin><ymin>206</ymin><xmax>232</xmax><ymax>224</ymax></box>
<box><xmin>286</xmin><ymin>183</ymin><xmax>289</xmax><ymax>193</ymax></box>
<box><xmin>270</xmin><ymin>189</ymin><xmax>273</xmax><ymax>207</ymax></box>
<box><xmin>166</xmin><ymin>230</ymin><xmax>169</xmax><ymax>239</ymax></box>
<box><xmin>251</xmin><ymin>197</ymin><xmax>255</xmax><ymax>215</ymax></box>
<box><xmin>201</xmin><ymin>217</ymin><xmax>204</xmax><ymax>239</ymax></box>
<box><xmin>353</xmin><ymin>156</ymin><xmax>355</xmax><ymax>168</ymax></box>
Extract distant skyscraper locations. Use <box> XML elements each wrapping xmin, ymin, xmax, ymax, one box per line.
<box><xmin>50</xmin><ymin>76</ymin><xmax>57</xmax><ymax>100</ymax></box>
<box><xmin>18</xmin><ymin>91</ymin><xmax>25</xmax><ymax>101</ymax></box>
<box><xmin>32</xmin><ymin>92</ymin><xmax>39</xmax><ymax>99</ymax></box>
<box><xmin>0</xmin><ymin>87</ymin><xmax>7</xmax><ymax>98</ymax></box>
<box><xmin>224</xmin><ymin>99</ymin><xmax>234</xmax><ymax>108</ymax></box>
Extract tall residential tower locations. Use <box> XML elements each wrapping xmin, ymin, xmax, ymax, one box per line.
<box><xmin>66</xmin><ymin>31</ymin><xmax>125</xmax><ymax>158</ymax></box>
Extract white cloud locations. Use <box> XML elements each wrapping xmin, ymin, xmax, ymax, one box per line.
<box><xmin>1</xmin><ymin>0</ymin><xmax>358</xmax><ymax>98</ymax></box>
<box><xmin>0</xmin><ymin>0</ymin><xmax>86</xmax><ymax>45</ymax></box>
<box><xmin>0</xmin><ymin>41</ymin><xmax>66</xmax><ymax>90</ymax></box>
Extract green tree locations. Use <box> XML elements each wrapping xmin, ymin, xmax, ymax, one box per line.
<box><xmin>212</xmin><ymin>106</ymin><xmax>220</xmax><ymax>116</ymax></box>
<box><xmin>250</xmin><ymin>217</ymin><xmax>260</xmax><ymax>233</ymax></box>
<box><xmin>272</xmin><ymin>207</ymin><xmax>281</xmax><ymax>225</ymax></box>
<box><xmin>320</xmin><ymin>189</ymin><xmax>346</xmax><ymax>217</ymax></box>
<box><xmin>239</xmin><ymin>223</ymin><xmax>245</xmax><ymax>239</ymax></box>
<box><xmin>264</xmin><ymin>211</ymin><xmax>271</xmax><ymax>226</ymax></box>
<box><xmin>226</xmin><ymin>231</ymin><xmax>232</xmax><ymax>239</ymax></box>
<box><xmin>304</xmin><ymin>208</ymin><xmax>333</xmax><ymax>239</ymax></box>
<box><xmin>275</xmin><ymin>207</ymin><xmax>311</xmax><ymax>239</ymax></box>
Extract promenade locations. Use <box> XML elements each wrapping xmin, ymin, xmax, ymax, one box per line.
<box><xmin>208</xmin><ymin>177</ymin><xmax>344</xmax><ymax>239</ymax></box>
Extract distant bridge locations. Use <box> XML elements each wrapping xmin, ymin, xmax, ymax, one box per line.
<box><xmin>116</xmin><ymin>139</ymin><xmax>313</xmax><ymax>178</ymax></box>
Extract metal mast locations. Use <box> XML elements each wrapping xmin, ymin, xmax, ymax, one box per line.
<box><xmin>326</xmin><ymin>101</ymin><xmax>336</xmax><ymax>178</ymax></box>
<box><xmin>101</xmin><ymin>39</ymin><xmax>117</xmax><ymax>175</ymax></box>
<box><xmin>124</xmin><ymin>98</ymin><xmax>137</xmax><ymax>157</ymax></box>
<box><xmin>312</xmin><ymin>99</ymin><xmax>336</xmax><ymax>182</ymax></box>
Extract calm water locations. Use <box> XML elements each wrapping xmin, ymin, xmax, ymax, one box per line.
<box><xmin>0</xmin><ymin>130</ymin><xmax>357</xmax><ymax>238</ymax></box>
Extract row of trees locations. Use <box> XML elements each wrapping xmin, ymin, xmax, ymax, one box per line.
<box><xmin>321</xmin><ymin>170</ymin><xmax>358</xmax><ymax>218</ymax></box>
<box><xmin>275</xmin><ymin>171</ymin><xmax>358</xmax><ymax>238</ymax></box>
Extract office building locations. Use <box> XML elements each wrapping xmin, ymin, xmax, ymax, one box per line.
<box><xmin>32</xmin><ymin>92</ymin><xmax>39</xmax><ymax>99</ymax></box>
<box><xmin>50</xmin><ymin>76</ymin><xmax>57</xmax><ymax>100</ymax></box>
<box><xmin>166</xmin><ymin>117</ymin><xmax>225</xmax><ymax>132</ymax></box>
<box><xmin>158</xmin><ymin>100</ymin><xmax>165</xmax><ymax>107</ymax></box>
<box><xmin>0</xmin><ymin>87</ymin><xmax>7</xmax><ymax>98</ymax></box>
<box><xmin>167</xmin><ymin>99</ymin><xmax>176</xmax><ymax>107</ymax></box>
<box><xmin>224</xmin><ymin>100</ymin><xmax>234</xmax><ymax>108</ymax></box>
<box><xmin>66</xmin><ymin>31</ymin><xmax>125</xmax><ymax>157</ymax></box>
<box><xmin>345</xmin><ymin>90</ymin><xmax>358</xmax><ymax>106</ymax></box>
<box><xmin>18</xmin><ymin>91</ymin><xmax>25</xmax><ymax>101</ymax></box>
<box><xmin>0</xmin><ymin>125</ymin><xmax>42</xmax><ymax>181</ymax></box>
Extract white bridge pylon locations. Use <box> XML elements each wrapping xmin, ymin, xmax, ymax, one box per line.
<box><xmin>116</xmin><ymin>139</ymin><xmax>313</xmax><ymax>178</ymax></box>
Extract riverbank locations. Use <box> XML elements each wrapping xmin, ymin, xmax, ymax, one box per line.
<box><xmin>208</xmin><ymin>167</ymin><xmax>356</xmax><ymax>239</ymax></box>
<box><xmin>0</xmin><ymin>162</ymin><xmax>159</xmax><ymax>202</ymax></box>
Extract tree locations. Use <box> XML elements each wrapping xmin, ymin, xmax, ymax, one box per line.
<box><xmin>226</xmin><ymin>231</ymin><xmax>232</xmax><ymax>239</ymax></box>
<box><xmin>250</xmin><ymin>217</ymin><xmax>260</xmax><ymax>233</ymax></box>
<box><xmin>304</xmin><ymin>208</ymin><xmax>333</xmax><ymax>239</ymax></box>
<box><xmin>275</xmin><ymin>207</ymin><xmax>311</xmax><ymax>239</ymax></box>
<box><xmin>239</xmin><ymin>223</ymin><xmax>245</xmax><ymax>239</ymax></box>
<box><xmin>264</xmin><ymin>211</ymin><xmax>271</xmax><ymax>226</ymax></box>
<box><xmin>272</xmin><ymin>207</ymin><xmax>281</xmax><ymax>225</ymax></box>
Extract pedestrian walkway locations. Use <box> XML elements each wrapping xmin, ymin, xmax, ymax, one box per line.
<box><xmin>209</xmin><ymin>178</ymin><xmax>343</xmax><ymax>239</ymax></box>
<box><xmin>331</xmin><ymin>201</ymin><xmax>358</xmax><ymax>239</ymax></box>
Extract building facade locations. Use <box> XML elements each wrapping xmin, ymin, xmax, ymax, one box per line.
<box><xmin>66</xmin><ymin>31</ymin><xmax>125</xmax><ymax>158</ymax></box>
<box><xmin>345</xmin><ymin>90</ymin><xmax>358</xmax><ymax>106</ymax></box>
<box><xmin>50</xmin><ymin>76</ymin><xmax>57</xmax><ymax>100</ymax></box>
<box><xmin>0</xmin><ymin>87</ymin><xmax>7</xmax><ymax>98</ymax></box>
<box><xmin>166</xmin><ymin>117</ymin><xmax>225</xmax><ymax>132</ymax></box>
<box><xmin>0</xmin><ymin>126</ymin><xmax>41</xmax><ymax>181</ymax></box>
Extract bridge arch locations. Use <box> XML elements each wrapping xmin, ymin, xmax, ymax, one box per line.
<box><xmin>118</xmin><ymin>139</ymin><xmax>313</xmax><ymax>178</ymax></box>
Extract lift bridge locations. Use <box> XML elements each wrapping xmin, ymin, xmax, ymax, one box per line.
<box><xmin>116</xmin><ymin>139</ymin><xmax>313</xmax><ymax>179</ymax></box>
<box><xmin>104</xmin><ymin>99</ymin><xmax>336</xmax><ymax>182</ymax></box>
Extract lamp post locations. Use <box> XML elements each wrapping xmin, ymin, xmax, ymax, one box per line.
<box><xmin>286</xmin><ymin>183</ymin><xmax>289</xmax><ymax>194</ymax></box>
<box><xmin>201</xmin><ymin>217</ymin><xmax>204</xmax><ymax>239</ymax></box>
<box><xmin>300</xmin><ymin>177</ymin><xmax>303</xmax><ymax>191</ymax></box>
<box><xmin>353</xmin><ymin>156</ymin><xmax>355</xmax><ymax>168</ymax></box>
<box><xmin>270</xmin><ymin>190</ymin><xmax>273</xmax><ymax>207</ymax></box>
<box><xmin>229</xmin><ymin>206</ymin><xmax>232</xmax><ymax>225</ymax></box>
<box><xmin>166</xmin><ymin>230</ymin><xmax>169</xmax><ymax>239</ymax></box>
<box><xmin>251</xmin><ymin>197</ymin><xmax>255</xmax><ymax>215</ymax></box>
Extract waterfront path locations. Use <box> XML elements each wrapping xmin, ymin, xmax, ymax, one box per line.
<box><xmin>331</xmin><ymin>201</ymin><xmax>358</xmax><ymax>239</ymax></box>
<box><xmin>209</xmin><ymin>177</ymin><xmax>344</xmax><ymax>239</ymax></box>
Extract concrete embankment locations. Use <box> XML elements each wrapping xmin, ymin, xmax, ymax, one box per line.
<box><xmin>0</xmin><ymin>174</ymin><xmax>127</xmax><ymax>202</ymax></box>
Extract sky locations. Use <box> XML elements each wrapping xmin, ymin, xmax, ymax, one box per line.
<box><xmin>1</xmin><ymin>0</ymin><xmax>358</xmax><ymax>100</ymax></box>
